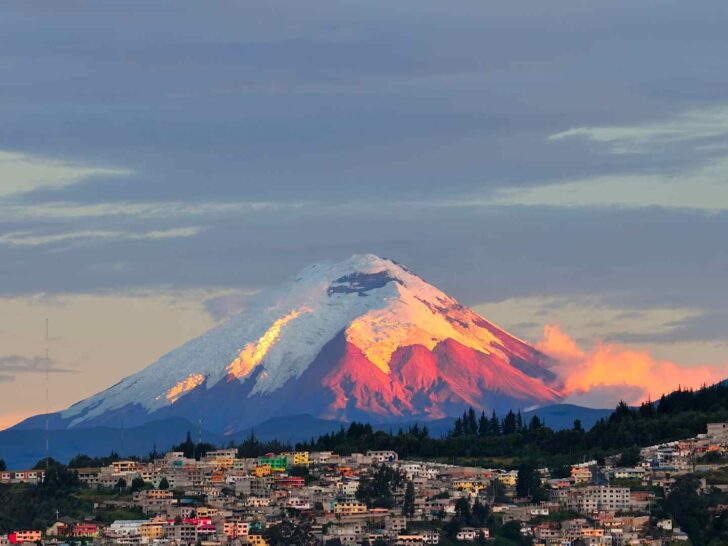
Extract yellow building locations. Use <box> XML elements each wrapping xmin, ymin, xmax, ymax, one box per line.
<box><xmin>248</xmin><ymin>533</ymin><xmax>268</xmax><ymax>546</ymax></box>
<box><xmin>453</xmin><ymin>479</ymin><xmax>487</xmax><ymax>493</ymax></box>
<box><xmin>140</xmin><ymin>521</ymin><xmax>166</xmax><ymax>540</ymax></box>
<box><xmin>334</xmin><ymin>501</ymin><xmax>368</xmax><ymax>516</ymax></box>
<box><xmin>11</xmin><ymin>531</ymin><xmax>42</xmax><ymax>543</ymax></box>
<box><xmin>147</xmin><ymin>489</ymin><xmax>174</xmax><ymax>500</ymax></box>
<box><xmin>285</xmin><ymin>451</ymin><xmax>309</xmax><ymax>466</ymax></box>
<box><xmin>497</xmin><ymin>471</ymin><xmax>518</xmax><ymax>487</ymax></box>
<box><xmin>196</xmin><ymin>507</ymin><xmax>218</xmax><ymax>518</ymax></box>
<box><xmin>253</xmin><ymin>464</ymin><xmax>272</xmax><ymax>477</ymax></box>
<box><xmin>111</xmin><ymin>460</ymin><xmax>138</xmax><ymax>473</ymax></box>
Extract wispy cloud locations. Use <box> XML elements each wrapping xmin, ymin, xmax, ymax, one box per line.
<box><xmin>492</xmin><ymin>156</ymin><xmax>728</xmax><ymax>210</ymax></box>
<box><xmin>0</xmin><ymin>354</ymin><xmax>77</xmax><ymax>382</ymax></box>
<box><xmin>0</xmin><ymin>227</ymin><xmax>202</xmax><ymax>247</ymax></box>
<box><xmin>0</xmin><ymin>150</ymin><xmax>131</xmax><ymax>198</ymax></box>
<box><xmin>549</xmin><ymin>105</ymin><xmax>728</xmax><ymax>154</ymax></box>
<box><xmin>491</xmin><ymin>104</ymin><xmax>728</xmax><ymax>210</ymax></box>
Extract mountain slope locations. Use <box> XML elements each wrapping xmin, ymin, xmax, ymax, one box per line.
<box><xmin>15</xmin><ymin>254</ymin><xmax>563</xmax><ymax>433</ymax></box>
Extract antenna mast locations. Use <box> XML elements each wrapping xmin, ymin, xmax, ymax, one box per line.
<box><xmin>45</xmin><ymin>318</ymin><xmax>49</xmax><ymax>469</ymax></box>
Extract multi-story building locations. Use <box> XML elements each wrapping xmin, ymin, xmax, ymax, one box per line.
<box><xmin>0</xmin><ymin>470</ymin><xmax>44</xmax><ymax>484</ymax></box>
<box><xmin>555</xmin><ymin>486</ymin><xmax>631</xmax><ymax>514</ymax></box>
<box><xmin>334</xmin><ymin>501</ymin><xmax>368</xmax><ymax>516</ymax></box>
<box><xmin>8</xmin><ymin>531</ymin><xmax>42</xmax><ymax>544</ymax></box>
<box><xmin>366</xmin><ymin>450</ymin><xmax>398</xmax><ymax>463</ymax></box>
<box><xmin>707</xmin><ymin>422</ymin><xmax>728</xmax><ymax>443</ymax></box>
<box><xmin>257</xmin><ymin>454</ymin><xmax>287</xmax><ymax>472</ymax></box>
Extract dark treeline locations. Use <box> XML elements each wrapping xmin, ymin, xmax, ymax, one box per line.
<box><xmin>296</xmin><ymin>383</ymin><xmax>728</xmax><ymax>466</ymax></box>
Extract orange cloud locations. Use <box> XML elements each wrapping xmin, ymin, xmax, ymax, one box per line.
<box><xmin>539</xmin><ymin>324</ymin><xmax>727</xmax><ymax>405</ymax></box>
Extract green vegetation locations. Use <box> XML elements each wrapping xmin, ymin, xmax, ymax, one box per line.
<box><xmin>355</xmin><ymin>465</ymin><xmax>405</xmax><ymax>508</ymax></box>
<box><xmin>0</xmin><ymin>459</ymin><xmax>91</xmax><ymax>532</ymax></box>
<box><xmin>662</xmin><ymin>473</ymin><xmax>728</xmax><ymax>545</ymax></box>
<box><xmin>297</xmin><ymin>383</ymin><xmax>728</xmax><ymax>466</ymax></box>
<box><xmin>0</xmin><ymin>457</ymin><xmax>155</xmax><ymax>532</ymax></box>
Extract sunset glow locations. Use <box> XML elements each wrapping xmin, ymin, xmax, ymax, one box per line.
<box><xmin>165</xmin><ymin>373</ymin><xmax>205</xmax><ymax>403</ymax></box>
<box><xmin>227</xmin><ymin>307</ymin><xmax>311</xmax><ymax>379</ymax></box>
<box><xmin>539</xmin><ymin>324</ymin><xmax>727</xmax><ymax>405</ymax></box>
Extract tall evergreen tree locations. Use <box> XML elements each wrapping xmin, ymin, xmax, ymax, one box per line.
<box><xmin>478</xmin><ymin>411</ymin><xmax>488</xmax><ymax>437</ymax></box>
<box><xmin>502</xmin><ymin>410</ymin><xmax>517</xmax><ymax>435</ymax></box>
<box><xmin>403</xmin><ymin>481</ymin><xmax>415</xmax><ymax>517</ymax></box>
<box><xmin>453</xmin><ymin>417</ymin><xmax>464</xmax><ymax>437</ymax></box>
<box><xmin>467</xmin><ymin>408</ymin><xmax>478</xmax><ymax>435</ymax></box>
<box><xmin>516</xmin><ymin>462</ymin><xmax>540</xmax><ymax>499</ymax></box>
<box><xmin>489</xmin><ymin>410</ymin><xmax>500</xmax><ymax>435</ymax></box>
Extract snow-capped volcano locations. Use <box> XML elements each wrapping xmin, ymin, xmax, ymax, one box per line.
<box><xmin>39</xmin><ymin>255</ymin><xmax>564</xmax><ymax>432</ymax></box>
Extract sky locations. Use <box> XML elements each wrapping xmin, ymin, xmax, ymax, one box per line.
<box><xmin>1</xmin><ymin>0</ymin><xmax>727</xmax><ymax>428</ymax></box>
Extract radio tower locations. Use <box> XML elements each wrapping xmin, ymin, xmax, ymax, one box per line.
<box><xmin>45</xmin><ymin>318</ymin><xmax>50</xmax><ymax>470</ymax></box>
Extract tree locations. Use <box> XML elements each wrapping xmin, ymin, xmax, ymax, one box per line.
<box><xmin>452</xmin><ymin>417</ymin><xmax>464</xmax><ymax>437</ymax></box>
<box><xmin>263</xmin><ymin>517</ymin><xmax>318</xmax><ymax>546</ymax></box>
<box><xmin>158</xmin><ymin>477</ymin><xmax>170</xmax><ymax>490</ymax></box>
<box><xmin>499</xmin><ymin>521</ymin><xmax>522</xmax><ymax>543</ymax></box>
<box><xmin>472</xmin><ymin>499</ymin><xmax>489</xmax><ymax>526</ymax></box>
<box><xmin>403</xmin><ymin>481</ymin><xmax>415</xmax><ymax>517</ymax></box>
<box><xmin>516</xmin><ymin>462</ymin><xmax>540</xmax><ymax>499</ymax></box>
<box><xmin>478</xmin><ymin>411</ymin><xmax>488</xmax><ymax>437</ymax></box>
<box><xmin>489</xmin><ymin>410</ymin><xmax>500</xmax><ymax>435</ymax></box>
<box><xmin>515</xmin><ymin>411</ymin><xmax>523</xmax><ymax>432</ymax></box>
<box><xmin>528</xmin><ymin>415</ymin><xmax>542</xmax><ymax>431</ymax></box>
<box><xmin>467</xmin><ymin>408</ymin><xmax>478</xmax><ymax>435</ymax></box>
<box><xmin>0</xmin><ymin>459</ymin><xmax>5</xmax><ymax>471</ymax></box>
<box><xmin>356</xmin><ymin>465</ymin><xmax>404</xmax><ymax>508</ymax></box>
<box><xmin>130</xmin><ymin>477</ymin><xmax>145</xmax><ymax>492</ymax></box>
<box><xmin>618</xmin><ymin>446</ymin><xmax>641</xmax><ymax>467</ymax></box>
<box><xmin>664</xmin><ymin>475</ymin><xmax>708</xmax><ymax>545</ymax></box>
<box><xmin>324</xmin><ymin>540</ymin><xmax>343</xmax><ymax>546</ymax></box>
<box><xmin>454</xmin><ymin>497</ymin><xmax>472</xmax><ymax>523</ymax></box>
<box><xmin>502</xmin><ymin>410</ymin><xmax>517</xmax><ymax>435</ymax></box>
<box><xmin>115</xmin><ymin>477</ymin><xmax>127</xmax><ymax>491</ymax></box>
<box><xmin>174</xmin><ymin>432</ymin><xmax>196</xmax><ymax>458</ymax></box>
<box><xmin>573</xmin><ymin>419</ymin><xmax>583</xmax><ymax>432</ymax></box>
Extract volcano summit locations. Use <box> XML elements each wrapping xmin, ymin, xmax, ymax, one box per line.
<box><xmin>23</xmin><ymin>255</ymin><xmax>564</xmax><ymax>433</ymax></box>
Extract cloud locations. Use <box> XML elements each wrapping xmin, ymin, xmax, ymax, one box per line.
<box><xmin>0</xmin><ymin>354</ymin><xmax>77</xmax><ymax>380</ymax></box>
<box><xmin>202</xmin><ymin>292</ymin><xmax>255</xmax><ymax>321</ymax></box>
<box><xmin>611</xmin><ymin>309</ymin><xmax>728</xmax><ymax>345</ymax></box>
<box><xmin>538</xmin><ymin>324</ymin><xmax>727</xmax><ymax>406</ymax></box>
<box><xmin>492</xmin><ymin>155</ymin><xmax>728</xmax><ymax>211</ymax></box>
<box><xmin>0</xmin><ymin>227</ymin><xmax>202</xmax><ymax>247</ymax></box>
<box><xmin>0</xmin><ymin>150</ymin><xmax>131</xmax><ymax>198</ymax></box>
<box><xmin>489</xmin><ymin>103</ymin><xmax>728</xmax><ymax>211</ymax></box>
<box><xmin>549</xmin><ymin>105</ymin><xmax>728</xmax><ymax>154</ymax></box>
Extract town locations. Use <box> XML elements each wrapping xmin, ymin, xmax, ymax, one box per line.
<box><xmin>1</xmin><ymin>423</ymin><xmax>727</xmax><ymax>546</ymax></box>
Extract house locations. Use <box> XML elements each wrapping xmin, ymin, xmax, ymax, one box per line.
<box><xmin>456</xmin><ymin>528</ymin><xmax>488</xmax><ymax>540</ymax></box>
<box><xmin>366</xmin><ymin>450</ymin><xmax>398</xmax><ymax>463</ymax></box>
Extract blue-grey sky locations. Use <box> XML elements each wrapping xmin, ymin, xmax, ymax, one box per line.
<box><xmin>1</xmin><ymin>0</ymin><xmax>727</xmax><ymax>425</ymax></box>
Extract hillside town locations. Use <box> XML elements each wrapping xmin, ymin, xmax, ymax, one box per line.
<box><xmin>1</xmin><ymin>423</ymin><xmax>727</xmax><ymax>546</ymax></box>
